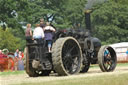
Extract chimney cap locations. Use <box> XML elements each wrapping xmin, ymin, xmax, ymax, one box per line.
<box><xmin>85</xmin><ymin>10</ymin><xmax>92</xmax><ymax>13</ymax></box>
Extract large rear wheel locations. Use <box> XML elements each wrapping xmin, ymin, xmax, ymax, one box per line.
<box><xmin>98</xmin><ymin>45</ymin><xmax>117</xmax><ymax>72</ymax></box>
<box><xmin>25</xmin><ymin>47</ymin><xmax>38</xmax><ymax>77</ymax></box>
<box><xmin>52</xmin><ymin>37</ymin><xmax>82</xmax><ymax>76</ymax></box>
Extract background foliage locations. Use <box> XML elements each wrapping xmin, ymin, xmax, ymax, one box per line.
<box><xmin>92</xmin><ymin>0</ymin><xmax>128</xmax><ymax>44</ymax></box>
<box><xmin>0</xmin><ymin>27</ymin><xmax>24</xmax><ymax>52</ymax></box>
<box><xmin>0</xmin><ymin>0</ymin><xmax>127</xmax><ymax>51</ymax></box>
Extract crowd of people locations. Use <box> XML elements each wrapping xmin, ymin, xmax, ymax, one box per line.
<box><xmin>25</xmin><ymin>18</ymin><xmax>56</xmax><ymax>52</ymax></box>
<box><xmin>0</xmin><ymin>49</ymin><xmax>24</xmax><ymax>72</ymax></box>
<box><xmin>14</xmin><ymin>49</ymin><xmax>24</xmax><ymax>71</ymax></box>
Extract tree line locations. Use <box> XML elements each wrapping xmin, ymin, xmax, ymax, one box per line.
<box><xmin>0</xmin><ymin>0</ymin><xmax>128</xmax><ymax>52</ymax></box>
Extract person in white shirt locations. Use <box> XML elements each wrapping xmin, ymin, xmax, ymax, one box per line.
<box><xmin>33</xmin><ymin>24</ymin><xmax>44</xmax><ymax>39</ymax></box>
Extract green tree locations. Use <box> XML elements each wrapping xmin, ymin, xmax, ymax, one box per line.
<box><xmin>91</xmin><ymin>1</ymin><xmax>128</xmax><ymax>45</ymax></box>
<box><xmin>0</xmin><ymin>27</ymin><xmax>23</xmax><ymax>52</ymax></box>
<box><xmin>26</xmin><ymin>0</ymin><xmax>87</xmax><ymax>29</ymax></box>
<box><xmin>0</xmin><ymin>0</ymin><xmax>88</xmax><ymax>51</ymax></box>
<box><xmin>0</xmin><ymin>0</ymin><xmax>87</xmax><ymax>29</ymax></box>
<box><xmin>57</xmin><ymin>0</ymin><xmax>87</xmax><ymax>29</ymax></box>
<box><xmin>112</xmin><ymin>0</ymin><xmax>128</xmax><ymax>5</ymax></box>
<box><xmin>0</xmin><ymin>0</ymin><xmax>29</xmax><ymax>30</ymax></box>
<box><xmin>0</xmin><ymin>0</ymin><xmax>30</xmax><ymax>51</ymax></box>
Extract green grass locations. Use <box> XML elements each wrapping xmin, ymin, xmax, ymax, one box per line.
<box><xmin>1</xmin><ymin>63</ymin><xmax>128</xmax><ymax>85</ymax></box>
<box><xmin>117</xmin><ymin>63</ymin><xmax>128</xmax><ymax>67</ymax></box>
<box><xmin>0</xmin><ymin>63</ymin><xmax>127</xmax><ymax>76</ymax></box>
<box><xmin>0</xmin><ymin>70</ymin><xmax>25</xmax><ymax>76</ymax></box>
<box><xmin>90</xmin><ymin>63</ymin><xmax>128</xmax><ymax>68</ymax></box>
<box><xmin>13</xmin><ymin>72</ymin><xmax>128</xmax><ymax>85</ymax></box>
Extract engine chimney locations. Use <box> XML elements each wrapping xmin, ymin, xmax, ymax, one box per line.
<box><xmin>85</xmin><ymin>10</ymin><xmax>92</xmax><ymax>33</ymax></box>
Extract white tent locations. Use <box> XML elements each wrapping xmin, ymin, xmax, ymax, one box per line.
<box><xmin>110</xmin><ymin>42</ymin><xmax>128</xmax><ymax>63</ymax></box>
<box><xmin>110</xmin><ymin>42</ymin><xmax>128</xmax><ymax>48</ymax></box>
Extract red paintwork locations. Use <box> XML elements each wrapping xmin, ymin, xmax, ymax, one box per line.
<box><xmin>0</xmin><ymin>53</ymin><xmax>14</xmax><ymax>71</ymax></box>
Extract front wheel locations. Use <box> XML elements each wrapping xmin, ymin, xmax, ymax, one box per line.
<box><xmin>98</xmin><ymin>45</ymin><xmax>117</xmax><ymax>72</ymax></box>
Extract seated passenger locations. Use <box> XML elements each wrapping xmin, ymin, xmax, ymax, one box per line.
<box><xmin>33</xmin><ymin>24</ymin><xmax>45</xmax><ymax>39</ymax></box>
<box><xmin>44</xmin><ymin>22</ymin><xmax>56</xmax><ymax>52</ymax></box>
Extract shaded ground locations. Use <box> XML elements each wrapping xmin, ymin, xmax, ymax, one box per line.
<box><xmin>1</xmin><ymin>66</ymin><xmax>128</xmax><ymax>85</ymax></box>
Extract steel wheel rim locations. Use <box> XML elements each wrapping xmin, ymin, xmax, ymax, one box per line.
<box><xmin>62</xmin><ymin>39</ymin><xmax>81</xmax><ymax>74</ymax></box>
<box><xmin>103</xmin><ymin>48</ymin><xmax>116</xmax><ymax>71</ymax></box>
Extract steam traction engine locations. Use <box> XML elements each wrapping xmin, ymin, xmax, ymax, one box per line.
<box><xmin>25</xmin><ymin>10</ymin><xmax>117</xmax><ymax>77</ymax></box>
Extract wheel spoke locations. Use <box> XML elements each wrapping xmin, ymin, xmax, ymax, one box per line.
<box><xmin>63</xmin><ymin>51</ymin><xmax>79</xmax><ymax>73</ymax></box>
<box><xmin>69</xmin><ymin>46</ymin><xmax>76</xmax><ymax>53</ymax></box>
<box><xmin>71</xmin><ymin>54</ymin><xmax>79</xmax><ymax>58</ymax></box>
<box><xmin>72</xmin><ymin>58</ymin><xmax>78</xmax><ymax>68</ymax></box>
<box><xmin>104</xmin><ymin>63</ymin><xmax>109</xmax><ymax>69</ymax></box>
<box><xmin>63</xmin><ymin>57</ymin><xmax>73</xmax><ymax>71</ymax></box>
<box><xmin>103</xmin><ymin>49</ymin><xmax>116</xmax><ymax>71</ymax></box>
<box><xmin>63</xmin><ymin>43</ymin><xmax>72</xmax><ymax>57</ymax></box>
<box><xmin>65</xmin><ymin>42</ymin><xmax>72</xmax><ymax>52</ymax></box>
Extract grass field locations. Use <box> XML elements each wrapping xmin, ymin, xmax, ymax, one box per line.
<box><xmin>1</xmin><ymin>63</ymin><xmax>128</xmax><ymax>76</ymax></box>
<box><xmin>0</xmin><ymin>63</ymin><xmax>128</xmax><ymax>85</ymax></box>
<box><xmin>0</xmin><ymin>70</ymin><xmax>25</xmax><ymax>76</ymax></box>
<box><xmin>19</xmin><ymin>72</ymin><xmax>128</xmax><ymax>85</ymax></box>
<box><xmin>90</xmin><ymin>63</ymin><xmax>128</xmax><ymax>68</ymax></box>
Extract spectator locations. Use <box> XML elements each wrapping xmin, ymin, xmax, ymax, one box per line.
<box><xmin>18</xmin><ymin>51</ymin><xmax>24</xmax><ymax>70</ymax></box>
<box><xmin>14</xmin><ymin>49</ymin><xmax>19</xmax><ymax>71</ymax></box>
<box><xmin>33</xmin><ymin>24</ymin><xmax>45</xmax><ymax>39</ymax></box>
<box><xmin>14</xmin><ymin>49</ymin><xmax>19</xmax><ymax>58</ymax></box>
<box><xmin>19</xmin><ymin>51</ymin><xmax>22</xmax><ymax>60</ymax></box>
<box><xmin>44</xmin><ymin>22</ymin><xmax>56</xmax><ymax>52</ymax></box>
<box><xmin>21</xmin><ymin>52</ymin><xmax>24</xmax><ymax>59</ymax></box>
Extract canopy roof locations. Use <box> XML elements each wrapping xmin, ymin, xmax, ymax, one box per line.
<box><xmin>110</xmin><ymin>42</ymin><xmax>128</xmax><ymax>48</ymax></box>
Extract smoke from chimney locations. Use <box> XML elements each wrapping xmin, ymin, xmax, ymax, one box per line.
<box><xmin>85</xmin><ymin>0</ymin><xmax>108</xmax><ymax>10</ymax></box>
<box><xmin>85</xmin><ymin>0</ymin><xmax>108</xmax><ymax>34</ymax></box>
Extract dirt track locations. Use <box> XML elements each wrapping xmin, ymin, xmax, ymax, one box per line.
<box><xmin>1</xmin><ymin>66</ymin><xmax>128</xmax><ymax>85</ymax></box>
